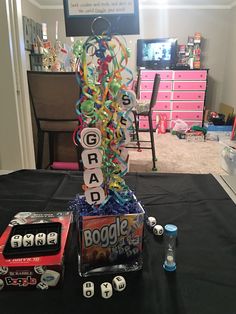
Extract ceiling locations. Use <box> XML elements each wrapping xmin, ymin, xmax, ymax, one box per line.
<box><xmin>32</xmin><ymin>0</ymin><xmax>236</xmax><ymax>8</ymax></box>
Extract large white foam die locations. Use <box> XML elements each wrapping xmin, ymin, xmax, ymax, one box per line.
<box><xmin>23</xmin><ymin>234</ymin><xmax>35</xmax><ymax>247</ymax></box>
<box><xmin>47</xmin><ymin>232</ymin><xmax>58</xmax><ymax>245</ymax></box>
<box><xmin>83</xmin><ymin>281</ymin><xmax>94</xmax><ymax>298</ymax></box>
<box><xmin>101</xmin><ymin>282</ymin><xmax>113</xmax><ymax>299</ymax></box>
<box><xmin>11</xmin><ymin>235</ymin><xmax>23</xmax><ymax>248</ymax></box>
<box><xmin>35</xmin><ymin>233</ymin><xmax>46</xmax><ymax>246</ymax></box>
<box><xmin>36</xmin><ymin>282</ymin><xmax>48</xmax><ymax>290</ymax></box>
<box><xmin>84</xmin><ymin>168</ymin><xmax>103</xmax><ymax>188</ymax></box>
<box><xmin>82</xmin><ymin>148</ymin><xmax>102</xmax><ymax>169</ymax></box>
<box><xmin>118</xmin><ymin>90</ymin><xmax>137</xmax><ymax>110</ymax></box>
<box><xmin>112</xmin><ymin>276</ymin><xmax>126</xmax><ymax>292</ymax></box>
<box><xmin>41</xmin><ymin>270</ymin><xmax>60</xmax><ymax>287</ymax></box>
<box><xmin>85</xmin><ymin>187</ymin><xmax>105</xmax><ymax>205</ymax></box>
<box><xmin>0</xmin><ymin>266</ymin><xmax>8</xmax><ymax>275</ymax></box>
<box><xmin>80</xmin><ymin>128</ymin><xmax>102</xmax><ymax>150</ymax></box>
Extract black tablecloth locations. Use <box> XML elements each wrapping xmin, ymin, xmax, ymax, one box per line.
<box><xmin>0</xmin><ymin>170</ymin><xmax>236</xmax><ymax>314</ymax></box>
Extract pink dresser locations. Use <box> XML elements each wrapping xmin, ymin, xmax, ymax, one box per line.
<box><xmin>139</xmin><ymin>69</ymin><xmax>208</xmax><ymax>130</ymax></box>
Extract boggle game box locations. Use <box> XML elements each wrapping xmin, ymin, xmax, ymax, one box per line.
<box><xmin>0</xmin><ymin>211</ymin><xmax>73</xmax><ymax>291</ymax></box>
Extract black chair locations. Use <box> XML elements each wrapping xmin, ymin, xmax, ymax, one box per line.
<box><xmin>133</xmin><ymin>73</ymin><xmax>161</xmax><ymax>171</ymax></box>
<box><xmin>27</xmin><ymin>71</ymin><xmax>82</xmax><ymax>169</ymax></box>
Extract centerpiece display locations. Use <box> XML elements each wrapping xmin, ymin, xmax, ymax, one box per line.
<box><xmin>72</xmin><ymin>22</ymin><xmax>145</xmax><ymax>277</ymax></box>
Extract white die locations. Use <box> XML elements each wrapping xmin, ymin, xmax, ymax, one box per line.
<box><xmin>47</xmin><ymin>232</ymin><xmax>58</xmax><ymax>245</ymax></box>
<box><xmin>0</xmin><ymin>266</ymin><xmax>8</xmax><ymax>275</ymax></box>
<box><xmin>23</xmin><ymin>234</ymin><xmax>34</xmax><ymax>247</ymax></box>
<box><xmin>35</xmin><ymin>233</ymin><xmax>46</xmax><ymax>246</ymax></box>
<box><xmin>83</xmin><ymin>281</ymin><xmax>94</xmax><ymax>298</ymax></box>
<box><xmin>147</xmin><ymin>217</ymin><xmax>156</xmax><ymax>228</ymax></box>
<box><xmin>36</xmin><ymin>282</ymin><xmax>48</xmax><ymax>290</ymax></box>
<box><xmin>112</xmin><ymin>276</ymin><xmax>126</xmax><ymax>292</ymax></box>
<box><xmin>153</xmin><ymin>224</ymin><xmax>164</xmax><ymax>236</ymax></box>
<box><xmin>101</xmin><ymin>282</ymin><xmax>113</xmax><ymax>299</ymax></box>
<box><xmin>34</xmin><ymin>266</ymin><xmax>46</xmax><ymax>274</ymax></box>
<box><xmin>0</xmin><ymin>279</ymin><xmax>4</xmax><ymax>291</ymax></box>
<box><xmin>11</xmin><ymin>235</ymin><xmax>23</xmax><ymax>248</ymax></box>
<box><xmin>41</xmin><ymin>270</ymin><xmax>60</xmax><ymax>287</ymax></box>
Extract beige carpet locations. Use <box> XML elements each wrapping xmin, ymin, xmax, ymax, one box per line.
<box><xmin>128</xmin><ymin>132</ymin><xmax>228</xmax><ymax>175</ymax></box>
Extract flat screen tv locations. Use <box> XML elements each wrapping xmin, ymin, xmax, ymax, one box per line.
<box><xmin>137</xmin><ymin>38</ymin><xmax>177</xmax><ymax>70</ymax></box>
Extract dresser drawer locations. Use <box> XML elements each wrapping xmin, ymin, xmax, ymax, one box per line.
<box><xmin>173</xmin><ymin>70</ymin><xmax>207</xmax><ymax>80</ymax></box>
<box><xmin>141</xmin><ymin>70</ymin><xmax>173</xmax><ymax>81</ymax></box>
<box><xmin>153</xmin><ymin>101</ymin><xmax>171</xmax><ymax>110</ymax></box>
<box><xmin>140</xmin><ymin>91</ymin><xmax>172</xmax><ymax>101</ymax></box>
<box><xmin>139</xmin><ymin>120</ymin><xmax>156</xmax><ymax>129</ymax></box>
<box><xmin>140</xmin><ymin>81</ymin><xmax>172</xmax><ymax>91</ymax></box>
<box><xmin>172</xmin><ymin>101</ymin><xmax>204</xmax><ymax>111</ymax></box>
<box><xmin>172</xmin><ymin>111</ymin><xmax>203</xmax><ymax>120</ymax></box>
<box><xmin>173</xmin><ymin>81</ymin><xmax>206</xmax><ymax>90</ymax></box>
<box><xmin>173</xmin><ymin>91</ymin><xmax>205</xmax><ymax>101</ymax></box>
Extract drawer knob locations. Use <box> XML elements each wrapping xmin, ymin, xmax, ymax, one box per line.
<box><xmin>165</xmin><ymin>95</ymin><xmax>168</xmax><ymax>98</ymax></box>
<box><xmin>165</xmin><ymin>105</ymin><xmax>167</xmax><ymax>108</ymax></box>
<box><xmin>197</xmin><ymin>115</ymin><xmax>199</xmax><ymax>118</ymax></box>
<box><xmin>200</xmin><ymin>85</ymin><xmax>202</xmax><ymax>88</ymax></box>
<box><xmin>166</xmin><ymin>85</ymin><xmax>169</xmax><ymax>88</ymax></box>
<box><xmin>178</xmin><ymin>85</ymin><xmax>181</xmax><ymax>88</ymax></box>
<box><xmin>198</xmin><ymin>95</ymin><xmax>201</xmax><ymax>98</ymax></box>
<box><xmin>176</xmin><ymin>105</ymin><xmax>179</xmax><ymax>109</ymax></box>
<box><xmin>197</xmin><ymin>105</ymin><xmax>200</xmax><ymax>109</ymax></box>
<box><xmin>177</xmin><ymin>95</ymin><xmax>180</xmax><ymax>98</ymax></box>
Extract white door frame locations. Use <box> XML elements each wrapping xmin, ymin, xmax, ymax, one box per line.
<box><xmin>1</xmin><ymin>0</ymin><xmax>35</xmax><ymax>169</ymax></box>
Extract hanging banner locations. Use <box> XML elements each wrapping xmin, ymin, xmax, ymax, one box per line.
<box><xmin>63</xmin><ymin>0</ymin><xmax>140</xmax><ymax>36</ymax></box>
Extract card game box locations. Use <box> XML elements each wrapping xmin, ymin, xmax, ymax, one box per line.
<box><xmin>0</xmin><ymin>211</ymin><xmax>73</xmax><ymax>291</ymax></box>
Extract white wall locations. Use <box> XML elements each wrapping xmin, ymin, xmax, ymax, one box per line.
<box><xmin>222</xmin><ymin>6</ymin><xmax>236</xmax><ymax>112</ymax></box>
<box><xmin>40</xmin><ymin>7</ymin><xmax>230</xmax><ymax>111</ymax></box>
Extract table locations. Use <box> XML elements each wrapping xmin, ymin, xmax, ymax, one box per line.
<box><xmin>0</xmin><ymin>170</ymin><xmax>236</xmax><ymax>314</ymax></box>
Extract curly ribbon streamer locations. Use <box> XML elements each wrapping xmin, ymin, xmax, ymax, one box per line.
<box><xmin>73</xmin><ymin>32</ymin><xmax>134</xmax><ymax>209</ymax></box>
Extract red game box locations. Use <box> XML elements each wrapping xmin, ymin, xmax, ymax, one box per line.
<box><xmin>0</xmin><ymin>211</ymin><xmax>72</xmax><ymax>291</ymax></box>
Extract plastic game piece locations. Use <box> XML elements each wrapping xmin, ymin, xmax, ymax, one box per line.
<box><xmin>153</xmin><ymin>225</ymin><xmax>164</xmax><ymax>236</ymax></box>
<box><xmin>85</xmin><ymin>186</ymin><xmax>106</xmax><ymax>205</ymax></box>
<box><xmin>112</xmin><ymin>276</ymin><xmax>126</xmax><ymax>291</ymax></box>
<box><xmin>80</xmin><ymin>128</ymin><xmax>102</xmax><ymax>150</ymax></box>
<box><xmin>81</xmin><ymin>148</ymin><xmax>102</xmax><ymax>169</ymax></box>
<box><xmin>35</xmin><ymin>233</ymin><xmax>46</xmax><ymax>246</ymax></box>
<box><xmin>41</xmin><ymin>270</ymin><xmax>60</xmax><ymax>287</ymax></box>
<box><xmin>34</xmin><ymin>265</ymin><xmax>46</xmax><ymax>274</ymax></box>
<box><xmin>83</xmin><ymin>281</ymin><xmax>94</xmax><ymax>298</ymax></box>
<box><xmin>10</xmin><ymin>235</ymin><xmax>23</xmax><ymax>248</ymax></box>
<box><xmin>23</xmin><ymin>234</ymin><xmax>34</xmax><ymax>247</ymax></box>
<box><xmin>84</xmin><ymin>168</ymin><xmax>104</xmax><ymax>188</ymax></box>
<box><xmin>0</xmin><ymin>266</ymin><xmax>8</xmax><ymax>275</ymax></box>
<box><xmin>47</xmin><ymin>232</ymin><xmax>58</xmax><ymax>245</ymax></box>
<box><xmin>0</xmin><ymin>279</ymin><xmax>4</xmax><ymax>291</ymax></box>
<box><xmin>36</xmin><ymin>282</ymin><xmax>49</xmax><ymax>290</ymax></box>
<box><xmin>101</xmin><ymin>282</ymin><xmax>113</xmax><ymax>299</ymax></box>
<box><xmin>146</xmin><ymin>217</ymin><xmax>156</xmax><ymax>228</ymax></box>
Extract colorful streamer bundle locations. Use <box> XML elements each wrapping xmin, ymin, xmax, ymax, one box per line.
<box><xmin>73</xmin><ymin>32</ymin><xmax>137</xmax><ymax>210</ymax></box>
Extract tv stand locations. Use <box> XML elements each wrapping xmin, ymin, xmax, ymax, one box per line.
<box><xmin>138</xmin><ymin>69</ymin><xmax>208</xmax><ymax>130</ymax></box>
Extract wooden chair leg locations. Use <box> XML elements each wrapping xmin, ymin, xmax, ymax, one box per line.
<box><xmin>37</xmin><ymin>130</ymin><xmax>44</xmax><ymax>169</ymax></box>
<box><xmin>49</xmin><ymin>132</ymin><xmax>55</xmax><ymax>165</ymax></box>
<box><xmin>148</xmin><ymin>114</ymin><xmax>157</xmax><ymax>171</ymax></box>
<box><xmin>134</xmin><ymin>113</ymin><xmax>141</xmax><ymax>152</ymax></box>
